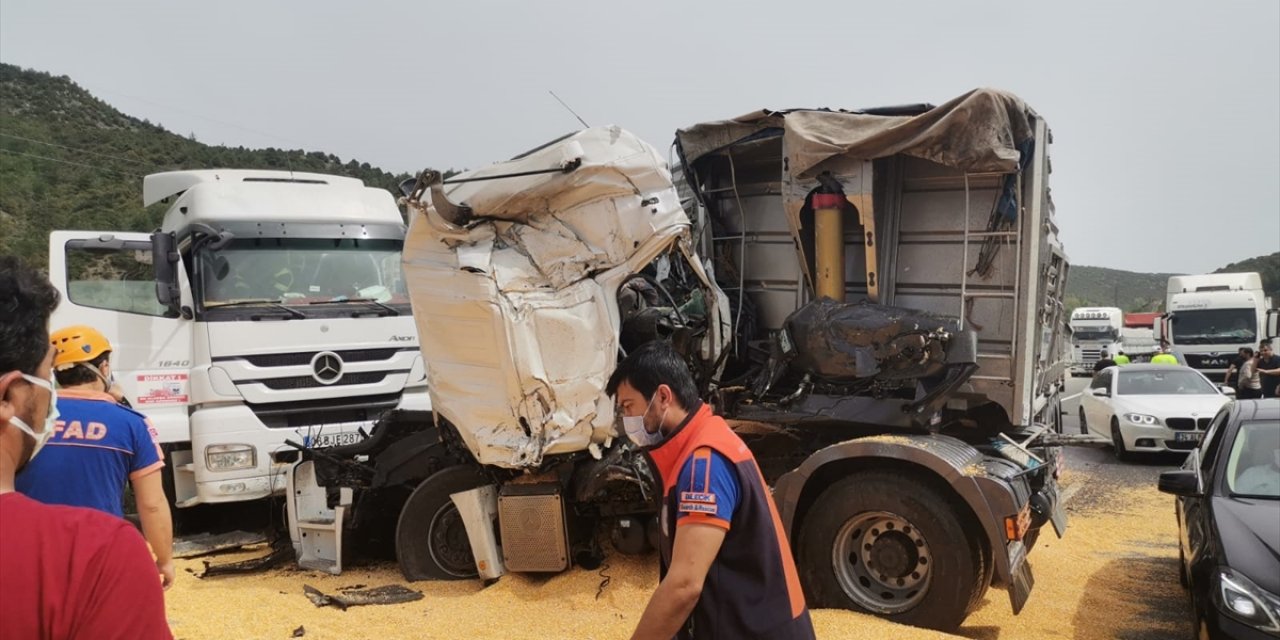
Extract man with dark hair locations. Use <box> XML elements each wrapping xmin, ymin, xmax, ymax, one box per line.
<box><xmin>16</xmin><ymin>324</ymin><xmax>174</xmax><ymax>588</ymax></box>
<box><xmin>1257</xmin><ymin>342</ymin><xmax>1280</xmax><ymax>398</ymax></box>
<box><xmin>0</xmin><ymin>256</ymin><xmax>172</xmax><ymax>640</ymax></box>
<box><xmin>1093</xmin><ymin>349</ymin><xmax>1117</xmax><ymax>373</ymax></box>
<box><xmin>607</xmin><ymin>341</ymin><xmax>814</xmax><ymax>640</ymax></box>
<box><xmin>1224</xmin><ymin>347</ymin><xmax>1251</xmax><ymax>392</ymax></box>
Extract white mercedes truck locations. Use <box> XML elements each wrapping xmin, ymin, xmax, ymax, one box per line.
<box><xmin>1157</xmin><ymin>273</ymin><xmax>1277</xmax><ymax>377</ymax></box>
<box><xmin>47</xmin><ymin>169</ymin><xmax>428</xmax><ymax>524</ymax></box>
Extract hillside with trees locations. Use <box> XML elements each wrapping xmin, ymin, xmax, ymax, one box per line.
<box><xmin>0</xmin><ymin>63</ymin><xmax>411</xmax><ymax>267</ymax></box>
<box><xmin>1215</xmin><ymin>252</ymin><xmax>1280</xmax><ymax>301</ymax></box>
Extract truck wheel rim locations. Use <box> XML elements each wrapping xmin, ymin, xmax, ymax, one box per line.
<box><xmin>428</xmin><ymin>502</ymin><xmax>477</xmax><ymax>578</ymax></box>
<box><xmin>832</xmin><ymin>510</ymin><xmax>932</xmax><ymax>614</ymax></box>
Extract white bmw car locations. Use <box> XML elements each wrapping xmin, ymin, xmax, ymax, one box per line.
<box><xmin>1079</xmin><ymin>364</ymin><xmax>1235</xmax><ymax>461</ymax></box>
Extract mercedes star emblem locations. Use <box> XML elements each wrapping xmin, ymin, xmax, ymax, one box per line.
<box><xmin>310</xmin><ymin>351</ymin><xmax>344</xmax><ymax>385</ymax></box>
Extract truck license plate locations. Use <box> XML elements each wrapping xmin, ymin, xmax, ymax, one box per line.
<box><xmin>1175</xmin><ymin>432</ymin><xmax>1202</xmax><ymax>443</ymax></box>
<box><xmin>311</xmin><ymin>432</ymin><xmax>363</xmax><ymax>449</ymax></box>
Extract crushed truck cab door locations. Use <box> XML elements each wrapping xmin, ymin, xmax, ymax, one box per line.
<box><xmin>47</xmin><ymin>231</ymin><xmax>196</xmax><ymax>492</ymax></box>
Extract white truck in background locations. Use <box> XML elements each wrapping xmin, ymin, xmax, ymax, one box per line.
<box><xmin>1119</xmin><ymin>327</ymin><xmax>1157</xmax><ymax>360</ymax></box>
<box><xmin>47</xmin><ymin>170</ymin><xmax>429</xmax><ymax>527</ymax></box>
<box><xmin>1157</xmin><ymin>272</ymin><xmax>1277</xmax><ymax>377</ymax></box>
<box><xmin>1069</xmin><ymin>307</ymin><xmax>1124</xmax><ymax>375</ymax></box>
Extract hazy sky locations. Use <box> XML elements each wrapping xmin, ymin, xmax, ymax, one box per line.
<box><xmin>2</xmin><ymin>0</ymin><xmax>1277</xmax><ymax>274</ymax></box>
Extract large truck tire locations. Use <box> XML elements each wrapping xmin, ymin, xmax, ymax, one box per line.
<box><xmin>396</xmin><ymin>465</ymin><xmax>488</xmax><ymax>581</ymax></box>
<box><xmin>796</xmin><ymin>471</ymin><xmax>986</xmax><ymax>632</ymax></box>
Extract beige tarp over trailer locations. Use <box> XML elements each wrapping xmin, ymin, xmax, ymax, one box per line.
<box><xmin>676</xmin><ymin>88</ymin><xmax>1037</xmax><ymax>179</ymax></box>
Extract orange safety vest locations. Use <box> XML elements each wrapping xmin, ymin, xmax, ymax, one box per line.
<box><xmin>648</xmin><ymin>403</ymin><xmax>815</xmax><ymax>639</ymax></box>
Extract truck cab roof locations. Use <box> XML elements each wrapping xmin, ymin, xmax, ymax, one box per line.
<box><xmin>145</xmin><ymin>169</ymin><xmax>403</xmax><ymax>234</ymax></box>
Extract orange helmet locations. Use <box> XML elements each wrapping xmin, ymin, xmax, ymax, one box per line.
<box><xmin>50</xmin><ymin>325</ymin><xmax>113</xmax><ymax>371</ymax></box>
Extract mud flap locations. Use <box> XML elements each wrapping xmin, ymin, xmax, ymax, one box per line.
<box><xmin>1049</xmin><ymin>488</ymin><xmax>1068</xmax><ymax>538</ymax></box>
<box><xmin>1006</xmin><ymin>541</ymin><xmax>1034</xmax><ymax>614</ymax></box>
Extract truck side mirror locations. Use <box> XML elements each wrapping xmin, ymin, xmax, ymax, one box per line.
<box><xmin>151</xmin><ymin>231</ymin><xmax>181</xmax><ymax>317</ymax></box>
<box><xmin>1157</xmin><ymin>469</ymin><xmax>1200</xmax><ymax>497</ymax></box>
<box><xmin>1153</xmin><ymin>314</ymin><xmax>1165</xmax><ymax>342</ymax></box>
<box><xmin>1267</xmin><ymin>309</ymin><xmax>1279</xmax><ymax>340</ymax></box>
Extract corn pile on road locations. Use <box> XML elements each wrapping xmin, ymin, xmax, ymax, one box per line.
<box><xmin>164</xmin><ymin>435</ymin><xmax>1189</xmax><ymax>640</ymax></box>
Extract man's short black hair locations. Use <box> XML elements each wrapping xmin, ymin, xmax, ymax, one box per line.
<box><xmin>0</xmin><ymin>255</ymin><xmax>60</xmax><ymax>375</ymax></box>
<box><xmin>606</xmin><ymin>341</ymin><xmax>701</xmax><ymax>410</ymax></box>
<box><xmin>1242</xmin><ymin>348</ymin><xmax>1255</xmax><ymax>357</ymax></box>
<box><xmin>54</xmin><ymin>352</ymin><xmax>110</xmax><ymax>387</ymax></box>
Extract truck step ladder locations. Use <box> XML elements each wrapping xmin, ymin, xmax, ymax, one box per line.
<box><xmin>286</xmin><ymin>461</ymin><xmax>350</xmax><ymax>575</ymax></box>
<box><xmin>958</xmin><ymin>171</ymin><xmax>1022</xmax><ymax>385</ymax></box>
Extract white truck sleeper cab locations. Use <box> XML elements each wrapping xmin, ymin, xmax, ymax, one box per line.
<box><xmin>47</xmin><ymin>169</ymin><xmax>430</xmax><ymax>516</ymax></box>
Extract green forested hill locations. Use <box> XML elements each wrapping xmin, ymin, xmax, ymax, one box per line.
<box><xmin>0</xmin><ymin>63</ymin><xmax>410</xmax><ymax>267</ymax></box>
<box><xmin>1215</xmin><ymin>252</ymin><xmax>1280</xmax><ymax>301</ymax></box>
<box><xmin>1064</xmin><ymin>265</ymin><xmax>1178</xmax><ymax>313</ymax></box>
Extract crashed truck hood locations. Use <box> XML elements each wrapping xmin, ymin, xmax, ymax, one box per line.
<box><xmin>403</xmin><ymin>126</ymin><xmax>710</xmax><ymax>469</ymax></box>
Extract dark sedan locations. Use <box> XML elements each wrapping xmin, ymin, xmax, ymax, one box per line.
<box><xmin>1159</xmin><ymin>399</ymin><xmax>1280</xmax><ymax>639</ymax></box>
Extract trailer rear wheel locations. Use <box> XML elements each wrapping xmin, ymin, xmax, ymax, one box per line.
<box><xmin>396</xmin><ymin>465</ymin><xmax>487</xmax><ymax>581</ymax></box>
<box><xmin>797</xmin><ymin>471</ymin><xmax>985</xmax><ymax>632</ymax></box>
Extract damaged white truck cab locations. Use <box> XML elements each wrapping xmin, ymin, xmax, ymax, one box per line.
<box><xmin>288</xmin><ymin>89</ymin><xmax>1070</xmax><ymax>632</ymax></box>
<box><xmin>47</xmin><ymin>169</ymin><xmax>429</xmax><ymax>524</ymax></box>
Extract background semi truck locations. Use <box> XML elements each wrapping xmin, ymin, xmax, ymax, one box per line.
<box><xmin>47</xmin><ymin>169</ymin><xmax>429</xmax><ymax>526</ymax></box>
<box><xmin>1156</xmin><ymin>272</ymin><xmax>1277</xmax><ymax>377</ymax></box>
<box><xmin>1067</xmin><ymin>307</ymin><xmax>1156</xmax><ymax>374</ymax></box>
<box><xmin>286</xmin><ymin>89</ymin><xmax>1069</xmax><ymax>632</ymax></box>
<box><xmin>1068</xmin><ymin>307</ymin><xmax>1124</xmax><ymax>375</ymax></box>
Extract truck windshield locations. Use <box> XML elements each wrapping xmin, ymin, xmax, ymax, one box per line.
<box><xmin>197</xmin><ymin>238</ymin><xmax>409</xmax><ymax>313</ymax></box>
<box><xmin>1071</xmin><ymin>328</ymin><xmax>1117</xmax><ymax>342</ymax></box>
<box><xmin>1116</xmin><ymin>370</ymin><xmax>1217</xmax><ymax>396</ymax></box>
<box><xmin>1170</xmin><ymin>308</ymin><xmax>1256</xmax><ymax>345</ymax></box>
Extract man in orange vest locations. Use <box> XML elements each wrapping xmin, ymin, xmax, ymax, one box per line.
<box><xmin>608</xmin><ymin>341</ymin><xmax>815</xmax><ymax>640</ymax></box>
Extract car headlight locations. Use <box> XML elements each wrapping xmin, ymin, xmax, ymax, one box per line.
<box><xmin>1123</xmin><ymin>413</ymin><xmax>1159</xmax><ymax>426</ymax></box>
<box><xmin>1215</xmin><ymin>567</ymin><xmax>1280</xmax><ymax>633</ymax></box>
<box><xmin>205</xmin><ymin>444</ymin><xmax>256</xmax><ymax>471</ymax></box>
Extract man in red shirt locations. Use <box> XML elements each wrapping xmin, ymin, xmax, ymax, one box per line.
<box><xmin>0</xmin><ymin>255</ymin><xmax>172</xmax><ymax>640</ymax></box>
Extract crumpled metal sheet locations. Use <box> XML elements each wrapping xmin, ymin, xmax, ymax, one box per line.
<box><xmin>303</xmin><ymin>584</ymin><xmax>424</xmax><ymax>610</ymax></box>
<box><xmin>173</xmin><ymin>530</ymin><xmax>267</xmax><ymax>559</ymax></box>
<box><xmin>403</xmin><ymin>126</ymin><xmax>699</xmax><ymax>469</ymax></box>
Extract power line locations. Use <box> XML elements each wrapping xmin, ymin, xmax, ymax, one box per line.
<box><xmin>0</xmin><ymin>148</ymin><xmax>143</xmax><ymax>179</ymax></box>
<box><xmin>0</xmin><ymin>132</ymin><xmax>156</xmax><ymax>167</ymax></box>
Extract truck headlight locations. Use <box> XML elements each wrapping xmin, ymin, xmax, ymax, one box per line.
<box><xmin>205</xmin><ymin>444</ymin><xmax>256</xmax><ymax>471</ymax></box>
<box><xmin>1123</xmin><ymin>413</ymin><xmax>1159</xmax><ymax>426</ymax></box>
<box><xmin>1215</xmin><ymin>568</ymin><xmax>1280</xmax><ymax>633</ymax></box>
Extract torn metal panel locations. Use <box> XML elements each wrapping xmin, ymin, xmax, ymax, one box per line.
<box><xmin>404</xmin><ymin>127</ymin><xmax>725</xmax><ymax>469</ymax></box>
<box><xmin>197</xmin><ymin>541</ymin><xmax>292</xmax><ymax>578</ymax></box>
<box><xmin>303</xmin><ymin>584</ymin><xmax>424</xmax><ymax>610</ymax></box>
<box><xmin>173</xmin><ymin>530</ymin><xmax>267</xmax><ymax>559</ymax></box>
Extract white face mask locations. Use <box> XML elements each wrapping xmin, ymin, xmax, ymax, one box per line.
<box><xmin>622</xmin><ymin>392</ymin><xmax>667</xmax><ymax>448</ymax></box>
<box><xmin>9</xmin><ymin>373</ymin><xmax>59</xmax><ymax>464</ymax></box>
